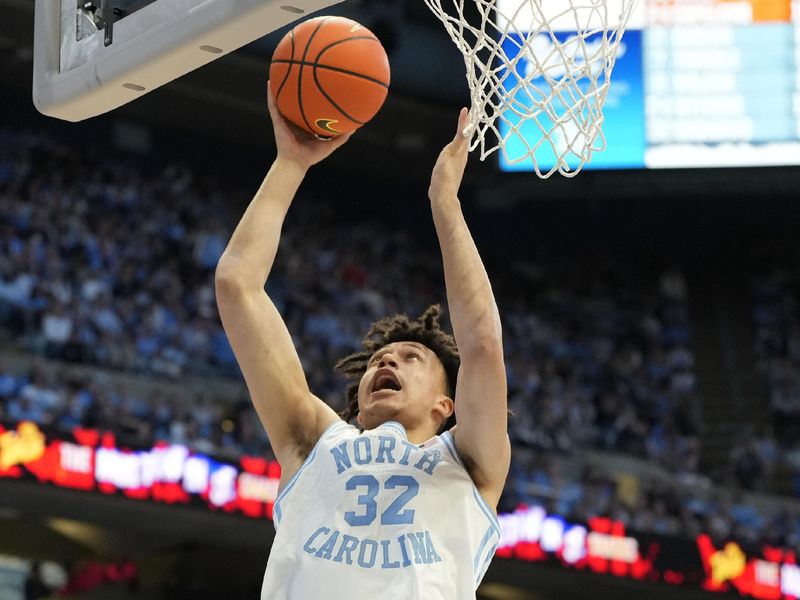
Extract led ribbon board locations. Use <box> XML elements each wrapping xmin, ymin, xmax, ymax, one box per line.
<box><xmin>0</xmin><ymin>421</ymin><xmax>282</xmax><ymax>518</ymax></box>
<box><xmin>4</xmin><ymin>419</ymin><xmax>799</xmax><ymax>599</ymax></box>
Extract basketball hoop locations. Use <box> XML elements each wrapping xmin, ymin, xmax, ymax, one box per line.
<box><xmin>424</xmin><ymin>0</ymin><xmax>637</xmax><ymax>178</ymax></box>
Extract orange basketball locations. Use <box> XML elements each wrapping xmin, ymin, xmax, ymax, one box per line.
<box><xmin>269</xmin><ymin>16</ymin><xmax>391</xmax><ymax>138</ymax></box>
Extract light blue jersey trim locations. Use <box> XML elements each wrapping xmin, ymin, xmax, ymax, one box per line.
<box><xmin>476</xmin><ymin>543</ymin><xmax>498</xmax><ymax>585</ymax></box>
<box><xmin>379</xmin><ymin>421</ymin><xmax>408</xmax><ymax>440</ymax></box>
<box><xmin>443</xmin><ymin>429</ymin><xmax>502</xmax><ymax>584</ymax></box>
<box><xmin>473</xmin><ymin>525</ymin><xmax>495</xmax><ymax>575</ymax></box>
<box><xmin>440</xmin><ymin>431</ymin><xmax>463</xmax><ymax>467</ymax></box>
<box><xmin>272</xmin><ymin>420</ymin><xmax>350</xmax><ymax>529</ymax></box>
<box><xmin>472</xmin><ymin>487</ymin><xmax>501</xmax><ymax>537</ymax></box>
<box><xmin>441</xmin><ymin>430</ymin><xmax>501</xmax><ymax>537</ymax></box>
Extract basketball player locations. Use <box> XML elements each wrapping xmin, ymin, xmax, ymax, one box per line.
<box><xmin>215</xmin><ymin>82</ymin><xmax>510</xmax><ymax>599</ymax></box>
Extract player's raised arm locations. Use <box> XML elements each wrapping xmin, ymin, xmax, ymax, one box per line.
<box><xmin>215</xmin><ymin>83</ymin><xmax>350</xmax><ymax>481</ymax></box>
<box><xmin>428</xmin><ymin>108</ymin><xmax>510</xmax><ymax>510</ymax></box>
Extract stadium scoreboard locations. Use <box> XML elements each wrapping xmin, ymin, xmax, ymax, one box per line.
<box><xmin>498</xmin><ymin>0</ymin><xmax>800</xmax><ymax>171</ymax></box>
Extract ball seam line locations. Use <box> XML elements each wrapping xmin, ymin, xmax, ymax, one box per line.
<box><xmin>270</xmin><ymin>60</ymin><xmax>390</xmax><ymax>89</ymax></box>
<box><xmin>311</xmin><ymin>62</ymin><xmax>365</xmax><ymax>126</ymax></box>
<box><xmin>297</xmin><ymin>17</ymin><xmax>331</xmax><ymax>135</ymax></box>
<box><xmin>274</xmin><ymin>28</ymin><xmax>296</xmax><ymax>102</ymax></box>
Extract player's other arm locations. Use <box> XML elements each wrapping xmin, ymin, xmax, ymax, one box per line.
<box><xmin>215</xmin><ymin>83</ymin><xmax>351</xmax><ymax>480</ymax></box>
<box><xmin>428</xmin><ymin>108</ymin><xmax>510</xmax><ymax>510</ymax></box>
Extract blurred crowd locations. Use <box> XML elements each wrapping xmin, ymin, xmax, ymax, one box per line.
<box><xmin>750</xmin><ymin>255</ymin><xmax>800</xmax><ymax>495</ymax></box>
<box><xmin>0</xmin><ymin>130</ymin><xmax>238</xmax><ymax>378</ymax></box>
<box><xmin>0</xmin><ymin>128</ymin><xmax>700</xmax><ymax>464</ymax></box>
<box><xmin>501</xmin><ymin>260</ymin><xmax>700</xmax><ymax>475</ymax></box>
<box><xmin>0</xmin><ymin>128</ymin><xmax>797</xmax><ymax>550</ymax></box>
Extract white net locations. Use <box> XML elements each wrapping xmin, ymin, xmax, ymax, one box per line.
<box><xmin>424</xmin><ymin>0</ymin><xmax>637</xmax><ymax>178</ymax></box>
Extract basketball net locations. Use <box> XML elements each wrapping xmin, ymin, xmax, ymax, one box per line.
<box><xmin>424</xmin><ymin>0</ymin><xmax>636</xmax><ymax>178</ymax></box>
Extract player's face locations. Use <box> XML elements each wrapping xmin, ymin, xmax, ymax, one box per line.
<box><xmin>356</xmin><ymin>341</ymin><xmax>453</xmax><ymax>431</ymax></box>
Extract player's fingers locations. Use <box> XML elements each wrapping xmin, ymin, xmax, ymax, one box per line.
<box><xmin>328</xmin><ymin>131</ymin><xmax>354</xmax><ymax>151</ymax></box>
<box><xmin>266</xmin><ymin>80</ymin><xmax>277</xmax><ymax>112</ymax></box>
<box><xmin>452</xmin><ymin>107</ymin><xmax>470</xmax><ymax>151</ymax></box>
<box><xmin>458</xmin><ymin>107</ymin><xmax>469</xmax><ymax>134</ymax></box>
<box><xmin>266</xmin><ymin>81</ymin><xmax>285</xmax><ymax>125</ymax></box>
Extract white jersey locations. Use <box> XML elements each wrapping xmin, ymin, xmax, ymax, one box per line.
<box><xmin>261</xmin><ymin>420</ymin><xmax>501</xmax><ymax>600</ymax></box>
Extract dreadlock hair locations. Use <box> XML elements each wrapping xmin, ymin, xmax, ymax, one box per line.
<box><xmin>335</xmin><ymin>304</ymin><xmax>460</xmax><ymax>434</ymax></box>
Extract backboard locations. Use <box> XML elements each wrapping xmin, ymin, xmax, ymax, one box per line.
<box><xmin>33</xmin><ymin>0</ymin><xmax>344</xmax><ymax>122</ymax></box>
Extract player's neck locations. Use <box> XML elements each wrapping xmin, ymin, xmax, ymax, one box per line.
<box><xmin>398</xmin><ymin>423</ymin><xmax>440</xmax><ymax>446</ymax></box>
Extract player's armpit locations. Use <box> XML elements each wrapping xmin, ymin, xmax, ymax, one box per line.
<box><xmin>215</xmin><ymin>267</ymin><xmax>340</xmax><ymax>477</ymax></box>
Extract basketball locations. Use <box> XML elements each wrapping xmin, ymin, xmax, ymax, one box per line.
<box><xmin>269</xmin><ymin>16</ymin><xmax>391</xmax><ymax>139</ymax></box>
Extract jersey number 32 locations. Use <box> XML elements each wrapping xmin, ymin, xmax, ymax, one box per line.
<box><xmin>344</xmin><ymin>475</ymin><xmax>419</xmax><ymax>526</ymax></box>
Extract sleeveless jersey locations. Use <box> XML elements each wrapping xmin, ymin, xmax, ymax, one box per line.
<box><xmin>261</xmin><ymin>420</ymin><xmax>501</xmax><ymax>600</ymax></box>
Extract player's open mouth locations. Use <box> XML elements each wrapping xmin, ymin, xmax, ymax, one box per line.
<box><xmin>372</xmin><ymin>369</ymin><xmax>402</xmax><ymax>394</ymax></box>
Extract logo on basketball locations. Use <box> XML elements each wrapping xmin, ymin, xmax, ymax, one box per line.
<box><xmin>315</xmin><ymin>118</ymin><xmax>342</xmax><ymax>134</ymax></box>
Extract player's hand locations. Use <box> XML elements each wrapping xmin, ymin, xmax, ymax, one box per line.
<box><xmin>267</xmin><ymin>80</ymin><xmax>353</xmax><ymax>170</ymax></box>
<box><xmin>429</xmin><ymin>107</ymin><xmax>471</xmax><ymax>202</ymax></box>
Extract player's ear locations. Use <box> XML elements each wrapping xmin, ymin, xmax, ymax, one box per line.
<box><xmin>434</xmin><ymin>395</ymin><xmax>454</xmax><ymax>421</ymax></box>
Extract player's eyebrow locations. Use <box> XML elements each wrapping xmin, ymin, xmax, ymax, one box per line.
<box><xmin>369</xmin><ymin>342</ymin><xmax>428</xmax><ymax>363</ymax></box>
<box><xmin>402</xmin><ymin>342</ymin><xmax>427</xmax><ymax>354</ymax></box>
